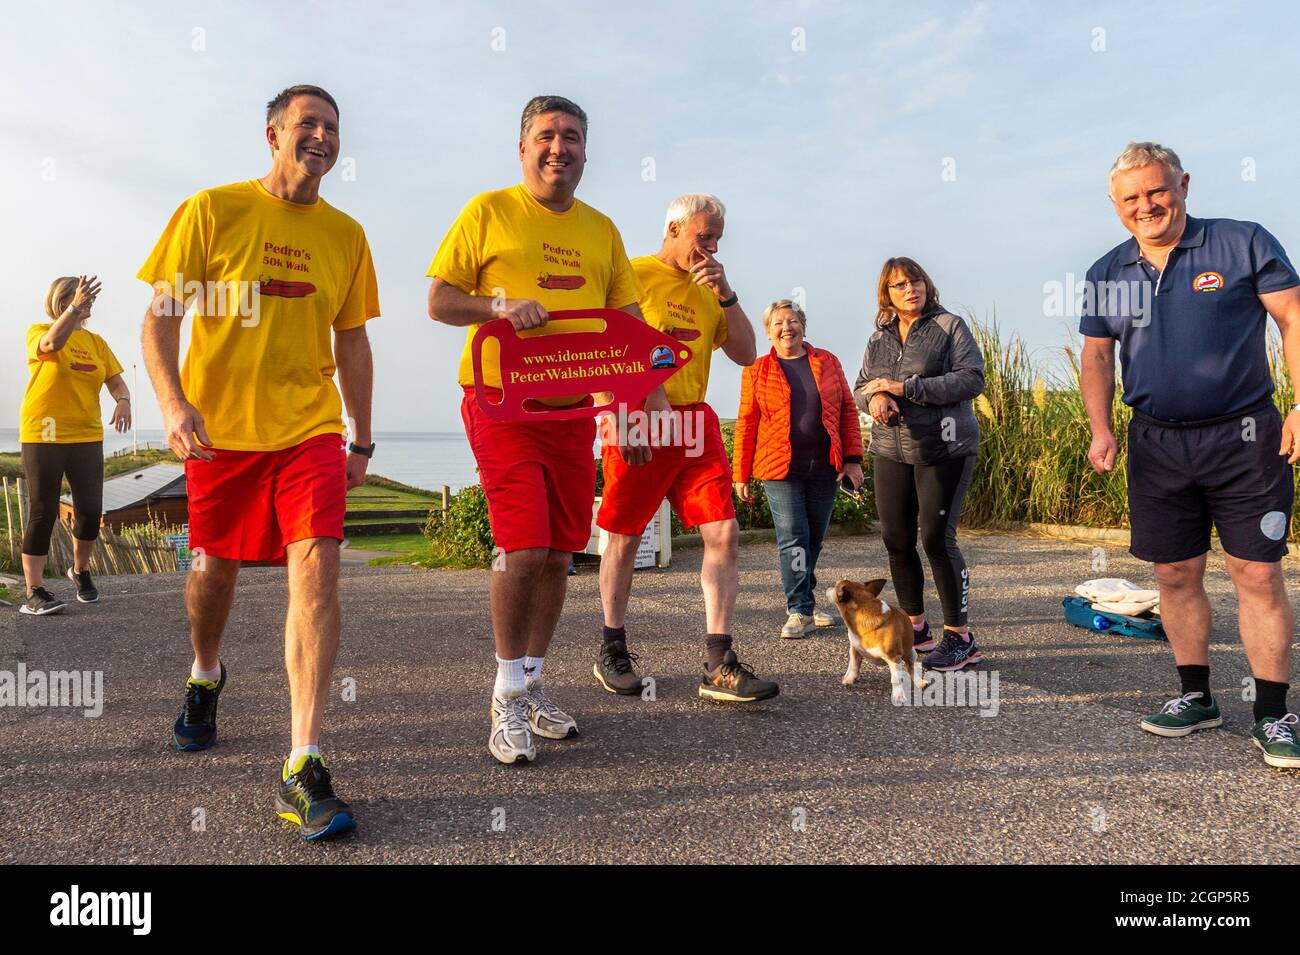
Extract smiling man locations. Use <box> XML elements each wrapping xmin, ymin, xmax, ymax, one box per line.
<box><xmin>1080</xmin><ymin>141</ymin><xmax>1300</xmax><ymax>769</ymax></box>
<box><xmin>427</xmin><ymin>95</ymin><xmax>670</xmax><ymax>765</ymax></box>
<box><xmin>139</xmin><ymin>85</ymin><xmax>380</xmax><ymax>838</ymax></box>
<box><xmin>593</xmin><ymin>194</ymin><xmax>780</xmax><ymax>704</ymax></box>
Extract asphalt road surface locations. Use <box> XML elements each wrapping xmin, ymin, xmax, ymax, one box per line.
<box><xmin>2</xmin><ymin>532</ymin><xmax>1297</xmax><ymax>864</ymax></box>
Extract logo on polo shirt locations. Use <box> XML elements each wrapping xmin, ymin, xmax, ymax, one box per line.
<box><xmin>1193</xmin><ymin>271</ymin><xmax>1224</xmax><ymax>292</ymax></box>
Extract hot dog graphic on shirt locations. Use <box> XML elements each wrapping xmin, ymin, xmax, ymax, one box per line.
<box><xmin>537</xmin><ymin>273</ymin><xmax>586</xmax><ymax>291</ymax></box>
<box><xmin>258</xmin><ymin>275</ymin><xmax>317</xmax><ymax>298</ymax></box>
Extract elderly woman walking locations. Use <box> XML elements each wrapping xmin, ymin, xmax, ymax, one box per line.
<box><xmin>18</xmin><ymin>275</ymin><xmax>131</xmax><ymax>615</ymax></box>
<box><xmin>733</xmin><ymin>300</ymin><xmax>863</xmax><ymax>639</ymax></box>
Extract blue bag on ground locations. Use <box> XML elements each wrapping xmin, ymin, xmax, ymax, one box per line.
<box><xmin>1062</xmin><ymin>596</ymin><xmax>1167</xmax><ymax>641</ymax></box>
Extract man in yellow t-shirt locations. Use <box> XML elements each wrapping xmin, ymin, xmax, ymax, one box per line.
<box><xmin>592</xmin><ymin>195</ymin><xmax>778</xmax><ymax>704</ymax></box>
<box><xmin>138</xmin><ymin>85</ymin><xmax>379</xmax><ymax>842</ymax></box>
<box><xmin>427</xmin><ymin>94</ymin><xmax>671</xmax><ymax>766</ymax></box>
<box><xmin>18</xmin><ymin>274</ymin><xmax>132</xmax><ymax>616</ymax></box>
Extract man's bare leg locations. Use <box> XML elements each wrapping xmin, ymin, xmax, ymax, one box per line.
<box><xmin>699</xmin><ymin>518</ymin><xmax>739</xmax><ymax>635</ymax></box>
<box><xmin>1153</xmin><ymin>554</ymin><xmax>1212</xmax><ymax>666</ymax></box>
<box><xmin>187</xmin><ymin>555</ymin><xmax>241</xmax><ymax>672</ymax></box>
<box><xmin>488</xmin><ymin>546</ymin><xmax>577</xmax><ymax>750</ymax></box>
<box><xmin>1226</xmin><ymin>555</ymin><xmax>1292</xmax><ymax>684</ymax></box>
<box><xmin>284</xmin><ymin>537</ymin><xmax>340</xmax><ymax>749</ymax></box>
<box><xmin>490</xmin><ymin>547</ymin><xmax>547</xmax><ymax>661</ymax></box>
<box><xmin>1140</xmin><ymin>554</ymin><xmax>1221</xmax><ymax>736</ymax></box>
<box><xmin>525</xmin><ymin>548</ymin><xmax>576</xmax><ymax>658</ymax></box>
<box><xmin>598</xmin><ymin>533</ymin><xmax>640</xmax><ymax>629</ymax></box>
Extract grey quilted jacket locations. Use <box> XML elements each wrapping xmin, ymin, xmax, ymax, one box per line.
<box><xmin>853</xmin><ymin>307</ymin><xmax>985</xmax><ymax>464</ymax></box>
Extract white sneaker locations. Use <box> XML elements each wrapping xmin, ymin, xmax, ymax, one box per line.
<box><xmin>488</xmin><ymin>691</ymin><xmax>536</xmax><ymax>765</ymax></box>
<box><xmin>813</xmin><ymin>608</ymin><xmax>835</xmax><ymax>627</ymax></box>
<box><xmin>524</xmin><ymin>679</ymin><xmax>578</xmax><ymax>739</ymax></box>
<box><xmin>781</xmin><ymin>612</ymin><xmax>816</xmax><ymax>639</ymax></box>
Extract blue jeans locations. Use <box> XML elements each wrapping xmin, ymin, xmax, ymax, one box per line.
<box><xmin>764</xmin><ymin>464</ymin><xmax>839</xmax><ymax>615</ymax></box>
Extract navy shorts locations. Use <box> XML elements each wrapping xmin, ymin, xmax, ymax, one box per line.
<box><xmin>1127</xmin><ymin>403</ymin><xmax>1294</xmax><ymax>564</ymax></box>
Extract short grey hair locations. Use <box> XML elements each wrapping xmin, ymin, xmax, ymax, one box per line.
<box><xmin>762</xmin><ymin>299</ymin><xmax>806</xmax><ymax>331</ymax></box>
<box><xmin>520</xmin><ymin>95</ymin><xmax>588</xmax><ymax>139</ymax></box>
<box><xmin>663</xmin><ymin>193</ymin><xmax>726</xmax><ymax>239</ymax></box>
<box><xmin>1110</xmin><ymin>141</ymin><xmax>1184</xmax><ymax>179</ymax></box>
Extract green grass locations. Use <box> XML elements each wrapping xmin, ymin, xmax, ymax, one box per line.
<box><xmin>354</xmin><ymin>537</ymin><xmax>458</xmax><ymax>568</ymax></box>
<box><xmin>103</xmin><ymin>448</ymin><xmax>177</xmax><ymax>478</ymax></box>
<box><xmin>345</xmin><ymin>483</ymin><xmax>439</xmax><ymax>512</ymax></box>
<box><xmin>344</xmin><ymin>532</ymin><xmax>458</xmax><ymax>568</ymax></box>
<box><xmin>344</xmin><ymin>532</ymin><xmax>427</xmax><ymax>552</ymax></box>
<box><xmin>0</xmin><ymin>584</ymin><xmax>13</xmax><ymax>605</ymax></box>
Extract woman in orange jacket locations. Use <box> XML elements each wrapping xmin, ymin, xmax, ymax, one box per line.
<box><xmin>732</xmin><ymin>300</ymin><xmax>863</xmax><ymax>639</ymax></box>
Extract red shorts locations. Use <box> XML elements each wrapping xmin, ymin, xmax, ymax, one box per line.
<box><xmin>596</xmin><ymin>402</ymin><xmax>735</xmax><ymax>536</ymax></box>
<box><xmin>461</xmin><ymin>386</ymin><xmax>597</xmax><ymax>553</ymax></box>
<box><xmin>185</xmin><ymin>433</ymin><xmax>347</xmax><ymax>564</ymax></box>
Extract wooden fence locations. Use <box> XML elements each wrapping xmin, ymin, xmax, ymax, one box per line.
<box><xmin>2</xmin><ymin>476</ymin><xmax>183</xmax><ymax>576</ymax></box>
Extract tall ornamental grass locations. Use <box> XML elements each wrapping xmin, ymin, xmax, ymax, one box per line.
<box><xmin>961</xmin><ymin>317</ymin><xmax>1297</xmax><ymax>539</ymax></box>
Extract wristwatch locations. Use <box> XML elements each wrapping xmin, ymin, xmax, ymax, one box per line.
<box><xmin>348</xmin><ymin>441</ymin><xmax>376</xmax><ymax>458</ymax></box>
<box><xmin>718</xmin><ymin>292</ymin><xmax>739</xmax><ymax>308</ymax></box>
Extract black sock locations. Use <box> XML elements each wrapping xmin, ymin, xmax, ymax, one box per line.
<box><xmin>1176</xmin><ymin>665</ymin><xmax>1212</xmax><ymax>706</ymax></box>
<box><xmin>1253</xmin><ymin>678</ymin><xmax>1289</xmax><ymax>723</ymax></box>
<box><xmin>602</xmin><ymin>625</ymin><xmax>626</xmax><ymax>646</ymax></box>
<box><xmin>705</xmin><ymin>634</ymin><xmax>732</xmax><ymax>671</ymax></box>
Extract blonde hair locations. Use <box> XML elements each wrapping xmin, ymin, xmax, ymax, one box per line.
<box><xmin>44</xmin><ymin>276</ymin><xmax>79</xmax><ymax>320</ymax></box>
<box><xmin>762</xmin><ymin>299</ymin><xmax>806</xmax><ymax>331</ymax></box>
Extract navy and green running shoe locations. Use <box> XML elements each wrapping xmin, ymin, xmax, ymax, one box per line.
<box><xmin>172</xmin><ymin>664</ymin><xmax>226</xmax><ymax>751</ymax></box>
<box><xmin>1251</xmin><ymin>713</ymin><xmax>1300</xmax><ymax>769</ymax></box>
<box><xmin>275</xmin><ymin>754</ymin><xmax>356</xmax><ymax>841</ymax></box>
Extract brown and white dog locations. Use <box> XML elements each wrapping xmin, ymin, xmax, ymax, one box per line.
<box><xmin>826</xmin><ymin>579</ymin><xmax>929</xmax><ymax>703</ymax></box>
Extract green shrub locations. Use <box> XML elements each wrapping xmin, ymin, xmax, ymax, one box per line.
<box><xmin>422</xmin><ymin>485</ymin><xmax>495</xmax><ymax>568</ymax></box>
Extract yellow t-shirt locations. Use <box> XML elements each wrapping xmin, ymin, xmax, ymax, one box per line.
<box><xmin>20</xmin><ymin>325</ymin><xmax>124</xmax><ymax>443</ymax></box>
<box><xmin>630</xmin><ymin>255</ymin><xmax>727</xmax><ymax>405</ymax></box>
<box><xmin>137</xmin><ymin>180</ymin><xmax>380</xmax><ymax>452</ymax></box>
<box><xmin>427</xmin><ymin>183</ymin><xmax>641</xmax><ymax>389</ymax></box>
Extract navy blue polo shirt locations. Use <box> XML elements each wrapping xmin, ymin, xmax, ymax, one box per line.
<box><xmin>1079</xmin><ymin>216</ymin><xmax>1299</xmax><ymax>421</ymax></box>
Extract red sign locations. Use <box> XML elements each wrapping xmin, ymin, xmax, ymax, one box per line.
<box><xmin>471</xmin><ymin>308</ymin><xmax>692</xmax><ymax>421</ymax></box>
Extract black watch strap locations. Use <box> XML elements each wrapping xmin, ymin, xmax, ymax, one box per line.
<box><xmin>349</xmin><ymin>441</ymin><xmax>376</xmax><ymax>458</ymax></box>
<box><xmin>718</xmin><ymin>292</ymin><xmax>739</xmax><ymax>308</ymax></box>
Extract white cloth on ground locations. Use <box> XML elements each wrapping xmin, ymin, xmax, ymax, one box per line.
<box><xmin>1075</xmin><ymin>578</ymin><xmax>1160</xmax><ymax>617</ymax></box>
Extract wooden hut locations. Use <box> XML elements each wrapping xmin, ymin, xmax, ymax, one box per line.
<box><xmin>60</xmin><ymin>463</ymin><xmax>188</xmax><ymax>531</ymax></box>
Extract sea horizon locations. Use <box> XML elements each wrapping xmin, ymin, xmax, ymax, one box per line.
<box><xmin>0</xmin><ymin>428</ymin><xmax>480</xmax><ymax>492</ymax></box>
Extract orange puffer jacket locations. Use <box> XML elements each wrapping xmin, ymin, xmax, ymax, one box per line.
<box><xmin>732</xmin><ymin>344</ymin><xmax>863</xmax><ymax>483</ymax></box>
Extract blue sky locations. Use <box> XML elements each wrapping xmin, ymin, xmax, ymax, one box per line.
<box><xmin>3</xmin><ymin>0</ymin><xmax>1298</xmax><ymax>433</ymax></box>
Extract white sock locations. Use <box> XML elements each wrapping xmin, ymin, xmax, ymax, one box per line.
<box><xmin>494</xmin><ymin>656</ymin><xmax>526</xmax><ymax>698</ymax></box>
<box><xmin>287</xmin><ymin>745</ymin><xmax>320</xmax><ymax>769</ymax></box>
<box><xmin>524</xmin><ymin>655</ymin><xmax>545</xmax><ymax>686</ymax></box>
<box><xmin>190</xmin><ymin>661</ymin><xmax>221</xmax><ymax>683</ymax></box>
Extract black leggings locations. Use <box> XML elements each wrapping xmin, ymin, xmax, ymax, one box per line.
<box><xmin>873</xmin><ymin>454</ymin><xmax>975</xmax><ymax>627</ymax></box>
<box><xmin>21</xmin><ymin>442</ymin><xmax>103</xmax><ymax>556</ymax></box>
